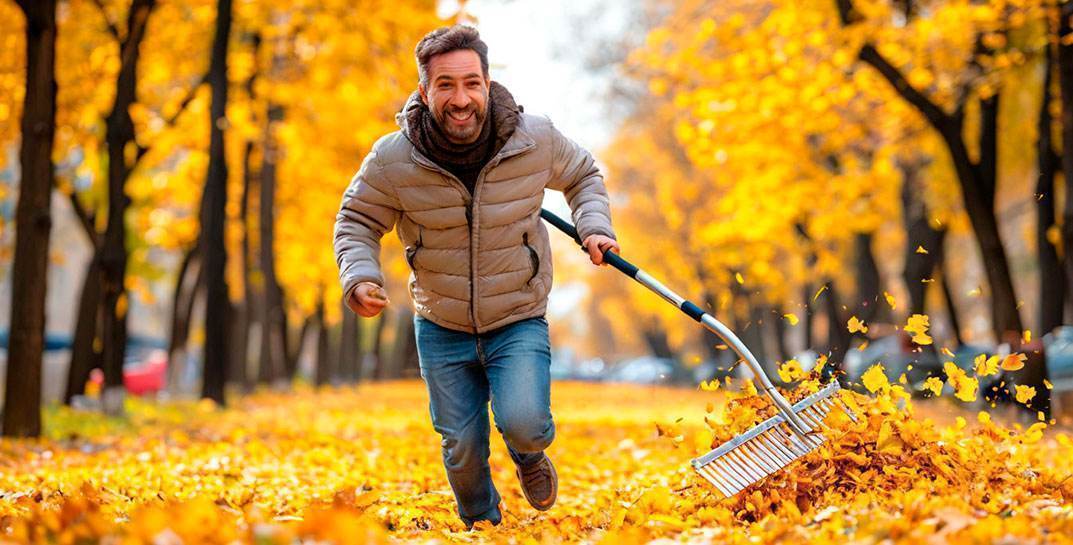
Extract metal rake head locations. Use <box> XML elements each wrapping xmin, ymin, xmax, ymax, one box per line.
<box><xmin>690</xmin><ymin>381</ymin><xmax>856</xmax><ymax>499</ymax></box>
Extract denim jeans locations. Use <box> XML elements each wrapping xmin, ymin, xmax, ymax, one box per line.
<box><xmin>413</xmin><ymin>313</ymin><xmax>555</xmax><ymax>526</ymax></box>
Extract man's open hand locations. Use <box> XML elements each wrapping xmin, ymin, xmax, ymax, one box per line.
<box><xmin>350</xmin><ymin>282</ymin><xmax>389</xmax><ymax>317</ymax></box>
<box><xmin>582</xmin><ymin>234</ymin><xmax>620</xmax><ymax>266</ymax></box>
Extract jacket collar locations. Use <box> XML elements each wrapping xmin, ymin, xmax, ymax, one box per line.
<box><xmin>407</xmin><ymin>115</ymin><xmax>536</xmax><ymax>176</ymax></box>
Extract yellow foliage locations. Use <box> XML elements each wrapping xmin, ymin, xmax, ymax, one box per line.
<box><xmin>904</xmin><ymin>314</ymin><xmax>933</xmax><ymax>345</ymax></box>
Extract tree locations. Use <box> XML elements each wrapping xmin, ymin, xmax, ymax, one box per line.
<box><xmin>3</xmin><ymin>0</ymin><xmax>57</xmax><ymax>438</ymax></box>
<box><xmin>198</xmin><ymin>0</ymin><xmax>233</xmax><ymax>406</ymax></box>
<box><xmin>834</xmin><ymin>0</ymin><xmax>1033</xmax><ymax>341</ymax></box>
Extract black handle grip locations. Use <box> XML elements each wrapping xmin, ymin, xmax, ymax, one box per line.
<box><xmin>540</xmin><ymin>208</ymin><xmax>638</xmax><ymax>278</ymax></box>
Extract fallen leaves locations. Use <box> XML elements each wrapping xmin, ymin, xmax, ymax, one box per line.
<box><xmin>0</xmin><ymin>376</ymin><xmax>1071</xmax><ymax>543</ymax></box>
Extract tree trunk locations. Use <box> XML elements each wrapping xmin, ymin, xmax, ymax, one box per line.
<box><xmin>258</xmin><ymin>104</ymin><xmax>287</xmax><ymax>384</ymax></box>
<box><xmin>640</xmin><ymin>319</ymin><xmax>675</xmax><ymax>359</ymax></box>
<box><xmin>3</xmin><ymin>0</ymin><xmax>57</xmax><ymax>437</ymax></box>
<box><xmin>315</xmin><ymin>300</ymin><xmax>331</xmax><ymax>386</ymax></box>
<box><xmin>370</xmin><ymin>310</ymin><xmax>388</xmax><ymax>380</ymax></box>
<box><xmin>772</xmin><ymin>306</ymin><xmax>790</xmax><ymax>362</ymax></box>
<box><xmin>823</xmin><ymin>280</ymin><xmax>850</xmax><ymax>379</ymax></box>
<box><xmin>900</xmin><ymin>162</ymin><xmax>943</xmax><ymax>316</ymax></box>
<box><xmin>64</xmin><ymin>256</ymin><xmax>103</xmax><ymax>405</ymax></box>
<box><xmin>854</xmin><ymin>232</ymin><xmax>882</xmax><ymax>324</ymax></box>
<box><xmin>98</xmin><ymin>0</ymin><xmax>157</xmax><ymax>416</ymax></box>
<box><xmin>1038</xmin><ymin>46</ymin><xmax>1065</xmax><ymax>335</ymax></box>
<box><xmin>937</xmin><ymin>261</ymin><xmax>965</xmax><ymax>346</ymax></box>
<box><xmin>166</xmin><ymin>247</ymin><xmax>200</xmax><ymax>393</ymax></box>
<box><xmin>1057</xmin><ymin>1</ymin><xmax>1073</xmax><ymax>313</ymax></box>
<box><xmin>396</xmin><ymin>307</ymin><xmax>420</xmax><ymax>378</ymax></box>
<box><xmin>837</xmin><ymin>1</ymin><xmax>1023</xmax><ymax>340</ymax></box>
<box><xmin>802</xmin><ymin>283</ymin><xmax>814</xmax><ymax>351</ymax></box>
<box><xmin>338</xmin><ymin>298</ymin><xmax>361</xmax><ymax>382</ymax></box>
<box><xmin>199</xmin><ymin>0</ymin><xmax>233</xmax><ymax>406</ymax></box>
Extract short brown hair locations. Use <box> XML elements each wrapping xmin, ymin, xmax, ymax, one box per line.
<box><xmin>414</xmin><ymin>25</ymin><xmax>489</xmax><ymax>87</ymax></box>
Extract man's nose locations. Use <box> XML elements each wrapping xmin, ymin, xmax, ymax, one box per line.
<box><xmin>448</xmin><ymin>87</ymin><xmax>471</xmax><ymax>109</ymax></box>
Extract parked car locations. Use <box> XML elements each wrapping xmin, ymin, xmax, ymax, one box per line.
<box><xmin>1045</xmin><ymin>326</ymin><xmax>1073</xmax><ymax>390</ymax></box>
<box><xmin>605</xmin><ymin>356</ymin><xmax>674</xmax><ymax>384</ymax></box>
<box><xmin>88</xmin><ymin>345</ymin><xmax>167</xmax><ymax>396</ymax></box>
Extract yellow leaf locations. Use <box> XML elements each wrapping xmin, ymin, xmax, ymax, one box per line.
<box><xmin>777</xmin><ymin>359</ymin><xmax>804</xmax><ymax>383</ymax></box>
<box><xmin>1001</xmin><ymin>353</ymin><xmax>1027</xmax><ymax>372</ymax></box>
<box><xmin>923</xmin><ymin>376</ymin><xmax>943</xmax><ymax>397</ymax></box>
<box><xmin>861</xmin><ymin>364</ymin><xmax>888</xmax><ymax>393</ymax></box>
<box><xmin>904</xmin><ymin>314</ymin><xmax>932</xmax><ymax>345</ymax></box>
<box><xmin>813</xmin><ymin>285</ymin><xmax>827</xmax><ymax>302</ymax></box>
<box><xmin>915</xmin><ymin>245</ymin><xmax>928</xmax><ymax>254</ymax></box>
<box><xmin>847</xmin><ymin>316</ymin><xmax>868</xmax><ymax>334</ymax></box>
<box><xmin>783</xmin><ymin>313</ymin><xmax>799</xmax><ymax>326</ymax></box>
<box><xmin>974</xmin><ymin>354</ymin><xmax>1000</xmax><ymax>377</ymax></box>
<box><xmin>735</xmin><ymin>272</ymin><xmax>744</xmax><ymax>285</ymax></box>
<box><xmin>1014</xmin><ymin>385</ymin><xmax>1036</xmax><ymax>405</ymax></box>
<box><xmin>884</xmin><ymin>291</ymin><xmax>896</xmax><ymax>310</ymax></box>
<box><xmin>1023</xmin><ymin>330</ymin><xmax>1032</xmax><ymax>344</ymax></box>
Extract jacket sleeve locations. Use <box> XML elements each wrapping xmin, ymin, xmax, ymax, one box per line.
<box><xmin>334</xmin><ymin>146</ymin><xmax>401</xmax><ymax>313</ymax></box>
<box><xmin>545</xmin><ymin>121</ymin><xmax>617</xmax><ymax>242</ymax></box>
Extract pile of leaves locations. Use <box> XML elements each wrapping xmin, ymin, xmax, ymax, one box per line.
<box><xmin>0</xmin><ymin>374</ymin><xmax>1071</xmax><ymax>543</ymax></box>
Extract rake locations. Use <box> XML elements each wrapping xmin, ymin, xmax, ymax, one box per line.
<box><xmin>540</xmin><ymin>208</ymin><xmax>857</xmax><ymax>499</ymax></box>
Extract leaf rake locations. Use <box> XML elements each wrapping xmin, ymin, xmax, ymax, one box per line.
<box><xmin>540</xmin><ymin>208</ymin><xmax>857</xmax><ymax>499</ymax></box>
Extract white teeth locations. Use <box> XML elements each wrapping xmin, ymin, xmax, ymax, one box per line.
<box><xmin>449</xmin><ymin>111</ymin><xmax>473</xmax><ymax>121</ymax></box>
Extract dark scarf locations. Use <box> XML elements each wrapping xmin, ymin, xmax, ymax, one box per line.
<box><xmin>398</xmin><ymin>80</ymin><xmax>522</xmax><ymax>195</ymax></box>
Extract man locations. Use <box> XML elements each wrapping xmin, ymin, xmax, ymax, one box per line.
<box><xmin>334</xmin><ymin>25</ymin><xmax>619</xmax><ymax>528</ymax></box>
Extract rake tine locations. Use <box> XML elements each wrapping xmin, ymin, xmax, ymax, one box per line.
<box><xmin>745</xmin><ymin>441</ymin><xmax>781</xmax><ymax>474</ymax></box>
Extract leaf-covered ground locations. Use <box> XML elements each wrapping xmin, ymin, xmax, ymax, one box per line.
<box><xmin>1</xmin><ymin>378</ymin><xmax>1072</xmax><ymax>544</ymax></box>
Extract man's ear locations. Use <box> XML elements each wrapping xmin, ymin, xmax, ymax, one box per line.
<box><xmin>418</xmin><ymin>83</ymin><xmax>428</xmax><ymax>106</ymax></box>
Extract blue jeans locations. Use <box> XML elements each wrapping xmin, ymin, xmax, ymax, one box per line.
<box><xmin>413</xmin><ymin>314</ymin><xmax>555</xmax><ymax>526</ymax></box>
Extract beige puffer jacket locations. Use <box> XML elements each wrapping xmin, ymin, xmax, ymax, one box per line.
<box><xmin>334</xmin><ymin>112</ymin><xmax>616</xmax><ymax>334</ymax></box>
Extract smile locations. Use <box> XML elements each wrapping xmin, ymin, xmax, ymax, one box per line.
<box><xmin>448</xmin><ymin>110</ymin><xmax>474</xmax><ymax>123</ymax></box>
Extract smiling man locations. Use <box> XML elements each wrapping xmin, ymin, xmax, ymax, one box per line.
<box><xmin>333</xmin><ymin>25</ymin><xmax>618</xmax><ymax>528</ymax></box>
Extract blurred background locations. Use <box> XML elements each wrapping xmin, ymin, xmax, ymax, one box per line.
<box><xmin>3</xmin><ymin>0</ymin><xmax>1073</xmax><ymax>434</ymax></box>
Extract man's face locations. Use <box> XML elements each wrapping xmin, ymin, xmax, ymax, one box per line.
<box><xmin>419</xmin><ymin>49</ymin><xmax>489</xmax><ymax>144</ymax></box>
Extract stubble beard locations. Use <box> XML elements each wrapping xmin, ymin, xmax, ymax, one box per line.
<box><xmin>434</xmin><ymin>102</ymin><xmax>487</xmax><ymax>144</ymax></box>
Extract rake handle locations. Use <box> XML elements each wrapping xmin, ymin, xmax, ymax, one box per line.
<box><xmin>540</xmin><ymin>208</ymin><xmax>812</xmax><ymax>437</ymax></box>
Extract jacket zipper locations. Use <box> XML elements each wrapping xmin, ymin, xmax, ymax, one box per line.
<box><xmin>411</xmin><ymin>142</ymin><xmax>536</xmax><ymax>333</ymax></box>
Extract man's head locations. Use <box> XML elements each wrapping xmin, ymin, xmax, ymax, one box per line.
<box><xmin>415</xmin><ymin>25</ymin><xmax>491</xmax><ymax>144</ymax></box>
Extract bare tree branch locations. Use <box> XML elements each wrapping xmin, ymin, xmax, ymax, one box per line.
<box><xmin>835</xmin><ymin>0</ymin><xmax>952</xmax><ymax>132</ymax></box>
<box><xmin>90</xmin><ymin>0</ymin><xmax>122</xmax><ymax>43</ymax></box>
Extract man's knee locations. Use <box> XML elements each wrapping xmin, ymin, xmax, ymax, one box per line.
<box><xmin>441</xmin><ymin>424</ymin><xmax>490</xmax><ymax>472</ymax></box>
<box><xmin>498</xmin><ymin>412</ymin><xmax>555</xmax><ymax>453</ymax></box>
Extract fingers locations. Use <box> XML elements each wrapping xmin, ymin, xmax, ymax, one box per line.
<box><xmin>585</xmin><ymin>236</ymin><xmax>620</xmax><ymax>266</ymax></box>
<box><xmin>588</xmin><ymin>240</ymin><xmax>603</xmax><ymax>265</ymax></box>
<box><xmin>351</xmin><ymin>285</ymin><xmax>389</xmax><ymax>317</ymax></box>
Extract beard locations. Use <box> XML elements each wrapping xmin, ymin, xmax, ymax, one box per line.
<box><xmin>432</xmin><ymin>101</ymin><xmax>487</xmax><ymax>144</ymax></box>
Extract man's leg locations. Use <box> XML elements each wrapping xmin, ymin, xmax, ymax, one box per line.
<box><xmin>482</xmin><ymin>316</ymin><xmax>555</xmax><ymax>469</ymax></box>
<box><xmin>413</xmin><ymin>314</ymin><xmax>502</xmax><ymax>527</ymax></box>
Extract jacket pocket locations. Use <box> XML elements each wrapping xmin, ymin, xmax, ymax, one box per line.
<box><xmin>406</xmin><ymin>227</ymin><xmax>423</xmax><ymax>270</ymax></box>
<box><xmin>523</xmin><ymin>232</ymin><xmax>539</xmax><ymax>285</ymax></box>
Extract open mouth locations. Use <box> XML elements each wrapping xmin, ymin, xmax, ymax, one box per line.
<box><xmin>448</xmin><ymin>110</ymin><xmax>475</xmax><ymax>124</ymax></box>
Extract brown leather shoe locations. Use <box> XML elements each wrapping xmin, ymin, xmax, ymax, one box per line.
<box><xmin>516</xmin><ymin>454</ymin><xmax>557</xmax><ymax>511</ymax></box>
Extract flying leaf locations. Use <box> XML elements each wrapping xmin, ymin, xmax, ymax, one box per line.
<box><xmin>862</xmin><ymin>364</ymin><xmax>888</xmax><ymax>393</ymax></box>
<box><xmin>847</xmin><ymin>316</ymin><xmax>868</xmax><ymax>334</ymax></box>
<box><xmin>1001</xmin><ymin>353</ymin><xmax>1027</xmax><ymax>372</ymax></box>
<box><xmin>904</xmin><ymin>314</ymin><xmax>932</xmax><ymax>345</ymax></box>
